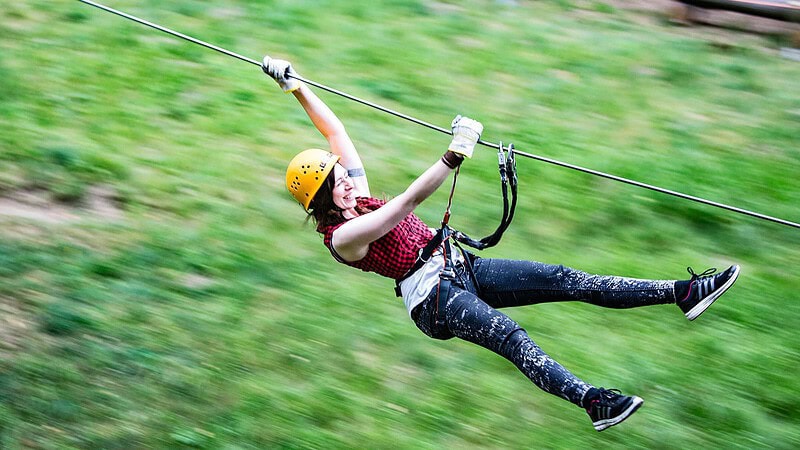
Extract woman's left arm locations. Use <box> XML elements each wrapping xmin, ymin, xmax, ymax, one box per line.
<box><xmin>331</xmin><ymin>116</ymin><xmax>483</xmax><ymax>262</ymax></box>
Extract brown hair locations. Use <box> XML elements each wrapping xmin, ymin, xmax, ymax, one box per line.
<box><xmin>309</xmin><ymin>166</ymin><xmax>372</xmax><ymax>232</ymax></box>
<box><xmin>309</xmin><ymin>169</ymin><xmax>341</xmax><ymax>231</ymax></box>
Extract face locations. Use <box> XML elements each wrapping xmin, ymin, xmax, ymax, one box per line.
<box><xmin>331</xmin><ymin>164</ymin><xmax>357</xmax><ymax>211</ymax></box>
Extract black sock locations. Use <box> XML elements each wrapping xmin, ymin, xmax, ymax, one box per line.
<box><xmin>582</xmin><ymin>387</ymin><xmax>601</xmax><ymax>409</ymax></box>
<box><xmin>675</xmin><ymin>280</ymin><xmax>690</xmax><ymax>301</ymax></box>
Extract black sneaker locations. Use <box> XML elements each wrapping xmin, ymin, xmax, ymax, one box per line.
<box><xmin>678</xmin><ymin>265</ymin><xmax>740</xmax><ymax>321</ymax></box>
<box><xmin>586</xmin><ymin>388</ymin><xmax>644</xmax><ymax>432</ymax></box>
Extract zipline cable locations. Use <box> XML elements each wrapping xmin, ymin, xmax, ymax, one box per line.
<box><xmin>77</xmin><ymin>0</ymin><xmax>260</xmax><ymax>66</ymax></box>
<box><xmin>77</xmin><ymin>0</ymin><xmax>800</xmax><ymax>230</ymax></box>
<box><xmin>76</xmin><ymin>0</ymin><xmax>451</xmax><ymax>135</ymax></box>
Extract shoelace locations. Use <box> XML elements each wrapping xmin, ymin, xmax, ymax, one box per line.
<box><xmin>599</xmin><ymin>388</ymin><xmax>621</xmax><ymax>399</ymax></box>
<box><xmin>586</xmin><ymin>388</ymin><xmax>624</xmax><ymax>414</ymax></box>
<box><xmin>687</xmin><ymin>267</ymin><xmax>717</xmax><ymax>281</ymax></box>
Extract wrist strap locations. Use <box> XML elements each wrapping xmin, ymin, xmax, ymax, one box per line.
<box><xmin>441</xmin><ymin>151</ymin><xmax>464</xmax><ymax>169</ymax></box>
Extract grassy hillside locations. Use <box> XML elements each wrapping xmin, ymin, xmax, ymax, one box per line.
<box><xmin>1</xmin><ymin>1</ymin><xmax>799</xmax><ymax>448</ymax></box>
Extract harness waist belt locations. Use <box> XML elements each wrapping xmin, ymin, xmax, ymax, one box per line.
<box><xmin>394</xmin><ymin>227</ymin><xmax>448</xmax><ymax>297</ymax></box>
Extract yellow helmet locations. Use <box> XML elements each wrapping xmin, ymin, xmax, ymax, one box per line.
<box><xmin>285</xmin><ymin>149</ymin><xmax>341</xmax><ymax>210</ymax></box>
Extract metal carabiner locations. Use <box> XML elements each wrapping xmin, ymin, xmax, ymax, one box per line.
<box><xmin>505</xmin><ymin>143</ymin><xmax>517</xmax><ymax>187</ymax></box>
<box><xmin>497</xmin><ymin>141</ymin><xmax>508</xmax><ymax>184</ymax></box>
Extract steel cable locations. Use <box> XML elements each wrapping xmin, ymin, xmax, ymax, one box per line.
<box><xmin>77</xmin><ymin>0</ymin><xmax>800</xmax><ymax>230</ymax></box>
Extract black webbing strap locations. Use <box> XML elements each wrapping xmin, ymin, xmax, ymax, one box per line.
<box><xmin>434</xmin><ymin>228</ymin><xmax>456</xmax><ymax>327</ymax></box>
<box><xmin>451</xmin><ymin>143</ymin><xmax>518</xmax><ymax>250</ymax></box>
<box><xmin>394</xmin><ymin>226</ymin><xmax>449</xmax><ymax>297</ymax></box>
<box><xmin>394</xmin><ymin>224</ymin><xmax>457</xmax><ymax>327</ymax></box>
<box><xmin>394</xmin><ymin>144</ymin><xmax>517</xmax><ymax>298</ymax></box>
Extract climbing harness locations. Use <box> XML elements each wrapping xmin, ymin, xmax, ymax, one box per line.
<box><xmin>395</xmin><ymin>143</ymin><xmax>516</xmax><ymax>278</ymax></box>
<box><xmin>393</xmin><ymin>142</ymin><xmax>517</xmax><ymax>325</ymax></box>
<box><xmin>77</xmin><ymin>0</ymin><xmax>800</xmax><ymax>231</ymax></box>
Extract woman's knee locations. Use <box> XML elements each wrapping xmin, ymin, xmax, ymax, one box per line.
<box><xmin>499</xmin><ymin>328</ymin><xmax>529</xmax><ymax>359</ymax></box>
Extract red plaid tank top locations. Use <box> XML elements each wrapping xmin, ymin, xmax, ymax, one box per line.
<box><xmin>319</xmin><ymin>197</ymin><xmax>434</xmax><ymax>280</ymax></box>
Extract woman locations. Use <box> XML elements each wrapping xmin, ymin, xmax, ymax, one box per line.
<box><xmin>262</xmin><ymin>56</ymin><xmax>740</xmax><ymax>431</ymax></box>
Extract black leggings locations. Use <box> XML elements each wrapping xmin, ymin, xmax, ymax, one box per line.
<box><xmin>411</xmin><ymin>256</ymin><xmax>677</xmax><ymax>407</ymax></box>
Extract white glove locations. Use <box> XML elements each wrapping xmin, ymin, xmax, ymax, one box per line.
<box><xmin>262</xmin><ymin>55</ymin><xmax>301</xmax><ymax>93</ymax></box>
<box><xmin>448</xmin><ymin>115</ymin><xmax>483</xmax><ymax>158</ymax></box>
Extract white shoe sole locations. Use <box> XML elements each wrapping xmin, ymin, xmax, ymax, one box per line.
<box><xmin>593</xmin><ymin>396</ymin><xmax>644</xmax><ymax>431</ymax></box>
<box><xmin>685</xmin><ymin>264</ymin><xmax>740</xmax><ymax>321</ymax></box>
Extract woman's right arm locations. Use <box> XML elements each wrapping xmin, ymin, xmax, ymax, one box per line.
<box><xmin>292</xmin><ymin>84</ymin><xmax>369</xmax><ymax>197</ymax></box>
<box><xmin>262</xmin><ymin>56</ymin><xmax>369</xmax><ymax>197</ymax></box>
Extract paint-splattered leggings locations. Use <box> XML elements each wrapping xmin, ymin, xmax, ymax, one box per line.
<box><xmin>410</xmin><ymin>256</ymin><xmax>677</xmax><ymax>407</ymax></box>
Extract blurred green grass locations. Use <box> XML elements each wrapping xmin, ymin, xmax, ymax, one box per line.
<box><xmin>1</xmin><ymin>0</ymin><xmax>799</xmax><ymax>448</ymax></box>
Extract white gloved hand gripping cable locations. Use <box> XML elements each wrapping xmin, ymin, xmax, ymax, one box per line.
<box><xmin>448</xmin><ymin>115</ymin><xmax>483</xmax><ymax>159</ymax></box>
<box><xmin>262</xmin><ymin>55</ymin><xmax>302</xmax><ymax>93</ymax></box>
